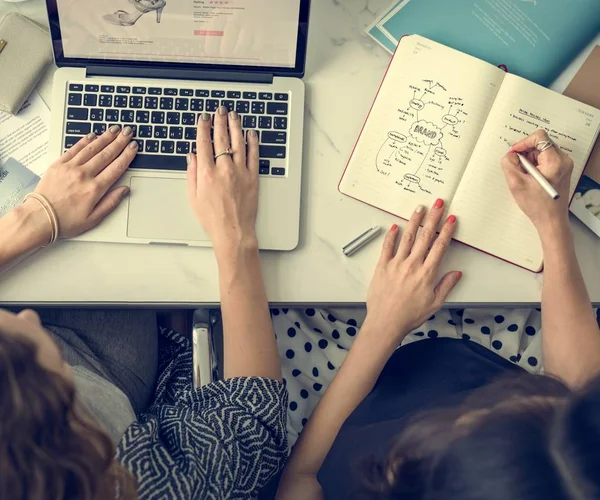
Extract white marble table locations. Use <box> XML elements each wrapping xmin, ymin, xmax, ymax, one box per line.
<box><xmin>0</xmin><ymin>0</ymin><xmax>599</xmax><ymax>306</ymax></box>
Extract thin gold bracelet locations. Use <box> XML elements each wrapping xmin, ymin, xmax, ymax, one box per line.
<box><xmin>22</xmin><ymin>193</ymin><xmax>59</xmax><ymax>246</ymax></box>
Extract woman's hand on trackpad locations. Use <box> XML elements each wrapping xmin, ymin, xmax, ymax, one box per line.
<box><xmin>186</xmin><ymin>106</ymin><xmax>260</xmax><ymax>254</ymax></box>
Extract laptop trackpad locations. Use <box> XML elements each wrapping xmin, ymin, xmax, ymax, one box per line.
<box><xmin>127</xmin><ymin>176</ymin><xmax>210</xmax><ymax>243</ymax></box>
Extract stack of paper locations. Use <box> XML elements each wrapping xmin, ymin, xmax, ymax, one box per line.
<box><xmin>365</xmin><ymin>0</ymin><xmax>408</xmax><ymax>54</ymax></box>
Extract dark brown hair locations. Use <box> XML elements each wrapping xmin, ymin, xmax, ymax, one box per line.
<box><xmin>357</xmin><ymin>374</ymin><xmax>600</xmax><ymax>500</ymax></box>
<box><xmin>0</xmin><ymin>328</ymin><xmax>138</xmax><ymax>500</ymax></box>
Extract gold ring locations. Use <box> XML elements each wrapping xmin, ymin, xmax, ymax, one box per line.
<box><xmin>535</xmin><ymin>140</ymin><xmax>554</xmax><ymax>153</ymax></box>
<box><xmin>214</xmin><ymin>147</ymin><xmax>233</xmax><ymax>160</ymax></box>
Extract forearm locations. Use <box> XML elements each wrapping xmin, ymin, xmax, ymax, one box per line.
<box><xmin>278</xmin><ymin>319</ymin><xmax>398</xmax><ymax>498</ymax></box>
<box><xmin>216</xmin><ymin>242</ymin><xmax>281</xmax><ymax>381</ymax></box>
<box><xmin>0</xmin><ymin>202</ymin><xmax>49</xmax><ymax>275</ymax></box>
<box><xmin>540</xmin><ymin>220</ymin><xmax>600</xmax><ymax>386</ymax></box>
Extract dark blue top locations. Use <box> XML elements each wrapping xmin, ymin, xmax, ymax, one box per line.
<box><xmin>317</xmin><ymin>338</ymin><xmax>523</xmax><ymax>498</ymax></box>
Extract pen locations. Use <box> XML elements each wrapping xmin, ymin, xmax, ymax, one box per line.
<box><xmin>505</xmin><ymin>139</ymin><xmax>559</xmax><ymax>200</ymax></box>
<box><xmin>343</xmin><ymin>226</ymin><xmax>381</xmax><ymax>256</ymax></box>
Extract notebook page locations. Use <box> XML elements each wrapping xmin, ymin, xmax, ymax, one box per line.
<box><xmin>339</xmin><ymin>35</ymin><xmax>505</xmax><ymax>220</ymax></box>
<box><xmin>449</xmin><ymin>74</ymin><xmax>600</xmax><ymax>271</ymax></box>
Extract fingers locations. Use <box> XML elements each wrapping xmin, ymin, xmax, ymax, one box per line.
<box><xmin>73</xmin><ymin>125</ymin><xmax>123</xmax><ymax>166</ymax></box>
<box><xmin>86</xmin><ymin>126</ymin><xmax>134</xmax><ymax>176</ymax></box>
<box><xmin>196</xmin><ymin>112</ymin><xmax>215</xmax><ymax>168</ymax></box>
<box><xmin>434</xmin><ymin>271</ymin><xmax>463</xmax><ymax>306</ymax></box>
<box><xmin>410</xmin><ymin>199</ymin><xmax>446</xmax><ymax>261</ymax></box>
<box><xmin>246</xmin><ymin>129</ymin><xmax>259</xmax><ymax>176</ymax></box>
<box><xmin>87</xmin><ymin>186</ymin><xmax>130</xmax><ymax>228</ymax></box>
<box><xmin>213</xmin><ymin>106</ymin><xmax>232</xmax><ymax>165</ymax></box>
<box><xmin>187</xmin><ymin>152</ymin><xmax>198</xmax><ymax>201</ymax></box>
<box><xmin>378</xmin><ymin>224</ymin><xmax>399</xmax><ymax>264</ymax></box>
<box><xmin>396</xmin><ymin>205</ymin><xmax>426</xmax><ymax>260</ymax></box>
<box><xmin>228</xmin><ymin>111</ymin><xmax>246</xmax><ymax>168</ymax></box>
<box><xmin>501</xmin><ymin>153</ymin><xmax>528</xmax><ymax>192</ymax></box>
<box><xmin>425</xmin><ymin>214</ymin><xmax>457</xmax><ymax>272</ymax></box>
<box><xmin>511</xmin><ymin>129</ymin><xmax>563</xmax><ymax>166</ymax></box>
<box><xmin>61</xmin><ymin>132</ymin><xmax>99</xmax><ymax>162</ymax></box>
<box><xmin>95</xmin><ymin>140</ymin><xmax>139</xmax><ymax>190</ymax></box>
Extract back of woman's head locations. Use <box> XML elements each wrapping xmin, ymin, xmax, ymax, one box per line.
<box><xmin>358</xmin><ymin>375</ymin><xmax>600</xmax><ymax>500</ymax></box>
<box><xmin>0</xmin><ymin>327</ymin><xmax>137</xmax><ymax>500</ymax></box>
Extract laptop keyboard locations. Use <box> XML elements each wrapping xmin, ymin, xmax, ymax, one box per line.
<box><xmin>64</xmin><ymin>83</ymin><xmax>290</xmax><ymax>176</ymax></box>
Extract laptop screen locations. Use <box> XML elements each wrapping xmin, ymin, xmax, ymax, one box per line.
<box><xmin>52</xmin><ymin>0</ymin><xmax>304</xmax><ymax>70</ymax></box>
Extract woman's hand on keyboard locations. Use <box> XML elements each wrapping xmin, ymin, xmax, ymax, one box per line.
<box><xmin>187</xmin><ymin>107</ymin><xmax>260</xmax><ymax>254</ymax></box>
<box><xmin>363</xmin><ymin>200</ymin><xmax>463</xmax><ymax>345</ymax></box>
<box><xmin>28</xmin><ymin>125</ymin><xmax>137</xmax><ymax>239</ymax></box>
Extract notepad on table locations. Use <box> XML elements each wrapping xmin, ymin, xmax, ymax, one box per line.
<box><xmin>339</xmin><ymin>35</ymin><xmax>600</xmax><ymax>272</ymax></box>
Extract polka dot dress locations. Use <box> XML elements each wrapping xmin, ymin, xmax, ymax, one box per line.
<box><xmin>271</xmin><ymin>307</ymin><xmax>569</xmax><ymax>447</ymax></box>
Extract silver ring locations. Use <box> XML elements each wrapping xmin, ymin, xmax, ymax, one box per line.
<box><xmin>535</xmin><ymin>140</ymin><xmax>554</xmax><ymax>153</ymax></box>
<box><xmin>214</xmin><ymin>147</ymin><xmax>233</xmax><ymax>161</ymax></box>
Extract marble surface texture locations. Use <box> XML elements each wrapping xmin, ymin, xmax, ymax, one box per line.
<box><xmin>0</xmin><ymin>0</ymin><xmax>599</xmax><ymax>306</ymax></box>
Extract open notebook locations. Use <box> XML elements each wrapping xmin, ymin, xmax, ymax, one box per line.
<box><xmin>339</xmin><ymin>35</ymin><xmax>600</xmax><ymax>272</ymax></box>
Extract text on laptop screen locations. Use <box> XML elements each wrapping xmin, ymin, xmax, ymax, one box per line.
<box><xmin>56</xmin><ymin>0</ymin><xmax>302</xmax><ymax>68</ymax></box>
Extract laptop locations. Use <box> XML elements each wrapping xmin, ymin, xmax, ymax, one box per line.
<box><xmin>45</xmin><ymin>0</ymin><xmax>310</xmax><ymax>250</ymax></box>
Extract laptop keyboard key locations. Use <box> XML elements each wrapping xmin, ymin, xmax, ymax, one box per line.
<box><xmin>243</xmin><ymin>91</ymin><xmax>257</xmax><ymax>99</ymax></box>
<box><xmin>182</xmin><ymin>113</ymin><xmax>196</xmax><ymax>125</ymax></box>
<box><xmin>274</xmin><ymin>117</ymin><xmax>288</xmax><ymax>129</ymax></box>
<box><xmin>66</xmin><ymin>122</ymin><xmax>91</xmax><ymax>135</ymax></box>
<box><xmin>169</xmin><ymin>126</ymin><xmax>183</xmax><ymax>139</ymax></box>
<box><xmin>138</xmin><ymin>125</ymin><xmax>153</xmax><ymax>137</ymax></box>
<box><xmin>84</xmin><ymin>94</ymin><xmax>97</xmax><ymax>107</ymax></box>
<box><xmin>121</xmin><ymin>110</ymin><xmax>135</xmax><ymax>123</ymax></box>
<box><xmin>191</xmin><ymin>99</ymin><xmax>204</xmax><ymax>112</ymax></box>
<box><xmin>106</xmin><ymin>109</ymin><xmax>119</xmax><ymax>122</ymax></box>
<box><xmin>258</xmin><ymin>116</ymin><xmax>272</xmax><ymax>129</ymax></box>
<box><xmin>275</xmin><ymin>93</ymin><xmax>289</xmax><ymax>101</ymax></box>
<box><xmin>145</xmin><ymin>140</ymin><xmax>159</xmax><ymax>153</ymax></box>
<box><xmin>148</xmin><ymin>87</ymin><xmax>162</xmax><ymax>95</ymax></box>
<box><xmin>271</xmin><ymin>167</ymin><xmax>286</xmax><ymax>176</ymax></box>
<box><xmin>267</xmin><ymin>102</ymin><xmax>288</xmax><ymax>115</ymax></box>
<box><xmin>67</xmin><ymin>107</ymin><xmax>88</xmax><ymax>120</ymax></box>
<box><xmin>99</xmin><ymin>95</ymin><xmax>113</xmax><ymax>107</ymax></box>
<box><xmin>151</xmin><ymin>111</ymin><xmax>165</xmax><ymax>124</ymax></box>
<box><xmin>65</xmin><ymin>136</ymin><xmax>80</xmax><ymax>148</ymax></box>
<box><xmin>211</xmin><ymin>90</ymin><xmax>225</xmax><ymax>98</ymax></box>
<box><xmin>227</xmin><ymin>91</ymin><xmax>241</xmax><ymax>99</ymax></box>
<box><xmin>243</xmin><ymin>115</ymin><xmax>257</xmax><ymax>128</ymax></box>
<box><xmin>129</xmin><ymin>96</ymin><xmax>143</xmax><ymax>108</ymax></box>
<box><xmin>154</xmin><ymin>126</ymin><xmax>168</xmax><ymax>139</ymax></box>
<box><xmin>262</xmin><ymin>131</ymin><xmax>286</xmax><ymax>144</ymax></box>
<box><xmin>145</xmin><ymin>97</ymin><xmax>158</xmax><ymax>109</ymax></box>
<box><xmin>180</xmin><ymin>89</ymin><xmax>194</xmax><ymax>97</ymax></box>
<box><xmin>259</xmin><ymin>145</ymin><xmax>286</xmax><ymax>159</ymax></box>
<box><xmin>176</xmin><ymin>141</ymin><xmax>190</xmax><ymax>154</ymax></box>
<box><xmin>259</xmin><ymin>92</ymin><xmax>273</xmax><ymax>100</ymax></box>
<box><xmin>161</xmin><ymin>141</ymin><xmax>175</xmax><ymax>153</ymax></box>
<box><xmin>221</xmin><ymin>100</ymin><xmax>235</xmax><ymax>112</ymax></box>
<box><xmin>69</xmin><ymin>84</ymin><xmax>83</xmax><ymax>91</ymax></box>
<box><xmin>236</xmin><ymin>101</ymin><xmax>250</xmax><ymax>114</ymax></box>
<box><xmin>252</xmin><ymin>101</ymin><xmax>265</xmax><ymax>114</ymax></box>
<box><xmin>92</xmin><ymin>123</ymin><xmax>107</xmax><ymax>135</ymax></box>
<box><xmin>90</xmin><ymin>109</ymin><xmax>104</xmax><ymax>121</ymax></box>
<box><xmin>259</xmin><ymin>159</ymin><xmax>270</xmax><ymax>175</ymax></box>
<box><xmin>132</xmin><ymin>87</ymin><xmax>146</xmax><ymax>94</ymax></box>
<box><xmin>196</xmin><ymin>89</ymin><xmax>209</xmax><ymax>97</ymax></box>
<box><xmin>166</xmin><ymin>112</ymin><xmax>180</xmax><ymax>125</ymax></box>
<box><xmin>85</xmin><ymin>84</ymin><xmax>99</xmax><ymax>92</ymax></box>
<box><xmin>175</xmin><ymin>98</ymin><xmax>189</xmax><ymax>111</ymax></box>
<box><xmin>185</xmin><ymin>127</ymin><xmax>197</xmax><ymax>140</ymax></box>
<box><xmin>114</xmin><ymin>95</ymin><xmax>128</xmax><ymax>108</ymax></box>
<box><xmin>206</xmin><ymin>99</ymin><xmax>219</xmax><ymax>112</ymax></box>
<box><xmin>68</xmin><ymin>93</ymin><xmax>82</xmax><ymax>106</ymax></box>
<box><xmin>117</xmin><ymin>86</ymin><xmax>131</xmax><ymax>94</ymax></box>
<box><xmin>136</xmin><ymin>111</ymin><xmax>150</xmax><ymax>123</ymax></box>
<box><xmin>164</xmin><ymin>88</ymin><xmax>178</xmax><ymax>96</ymax></box>
<box><xmin>160</xmin><ymin>97</ymin><xmax>174</xmax><ymax>110</ymax></box>
<box><xmin>134</xmin><ymin>139</ymin><xmax>144</xmax><ymax>150</ymax></box>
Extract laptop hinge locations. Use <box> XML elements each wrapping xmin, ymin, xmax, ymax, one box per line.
<box><xmin>86</xmin><ymin>65</ymin><xmax>274</xmax><ymax>84</ymax></box>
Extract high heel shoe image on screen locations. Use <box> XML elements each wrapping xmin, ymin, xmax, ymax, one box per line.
<box><xmin>103</xmin><ymin>0</ymin><xmax>167</xmax><ymax>26</ymax></box>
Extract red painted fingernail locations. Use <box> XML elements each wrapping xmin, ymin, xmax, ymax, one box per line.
<box><xmin>447</xmin><ymin>215</ymin><xmax>456</xmax><ymax>224</ymax></box>
<box><xmin>434</xmin><ymin>198</ymin><xmax>444</xmax><ymax>209</ymax></box>
<box><xmin>391</xmin><ymin>224</ymin><xmax>398</xmax><ymax>231</ymax></box>
<box><xmin>456</xmin><ymin>271</ymin><xmax>463</xmax><ymax>280</ymax></box>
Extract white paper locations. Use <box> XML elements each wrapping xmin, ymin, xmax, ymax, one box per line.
<box><xmin>0</xmin><ymin>91</ymin><xmax>50</xmax><ymax>177</ymax></box>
